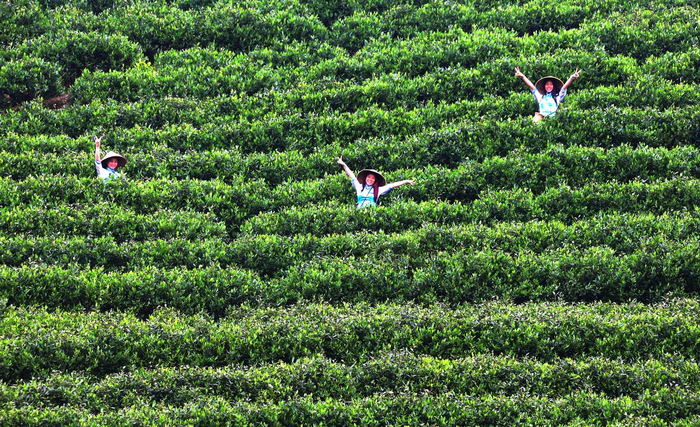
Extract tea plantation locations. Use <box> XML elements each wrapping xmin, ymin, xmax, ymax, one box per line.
<box><xmin>1</xmin><ymin>0</ymin><xmax>699</xmax><ymax>424</ymax></box>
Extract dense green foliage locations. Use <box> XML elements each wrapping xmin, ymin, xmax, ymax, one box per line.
<box><xmin>1</xmin><ymin>0</ymin><xmax>699</xmax><ymax>423</ymax></box>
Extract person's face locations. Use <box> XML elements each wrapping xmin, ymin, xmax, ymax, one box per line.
<box><xmin>107</xmin><ymin>158</ymin><xmax>119</xmax><ymax>169</ymax></box>
<box><xmin>544</xmin><ymin>81</ymin><xmax>554</xmax><ymax>93</ymax></box>
<box><xmin>365</xmin><ymin>173</ymin><xmax>376</xmax><ymax>186</ymax></box>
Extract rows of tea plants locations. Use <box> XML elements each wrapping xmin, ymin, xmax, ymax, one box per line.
<box><xmin>1</xmin><ymin>0</ymin><xmax>699</xmax><ymax>423</ymax></box>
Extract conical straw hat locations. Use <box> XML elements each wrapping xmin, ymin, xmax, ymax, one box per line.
<box><xmin>101</xmin><ymin>151</ymin><xmax>127</xmax><ymax>168</ymax></box>
<box><xmin>357</xmin><ymin>169</ymin><xmax>386</xmax><ymax>187</ymax></box>
<box><xmin>534</xmin><ymin>76</ymin><xmax>564</xmax><ymax>95</ymax></box>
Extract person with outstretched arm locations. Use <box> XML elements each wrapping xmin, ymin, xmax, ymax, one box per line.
<box><xmin>515</xmin><ymin>67</ymin><xmax>581</xmax><ymax>121</ymax></box>
<box><xmin>94</xmin><ymin>136</ymin><xmax>127</xmax><ymax>182</ymax></box>
<box><xmin>337</xmin><ymin>156</ymin><xmax>415</xmax><ymax>208</ymax></box>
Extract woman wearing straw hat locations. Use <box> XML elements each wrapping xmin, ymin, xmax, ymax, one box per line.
<box><xmin>514</xmin><ymin>67</ymin><xmax>581</xmax><ymax>121</ymax></box>
<box><xmin>94</xmin><ymin>135</ymin><xmax>127</xmax><ymax>181</ymax></box>
<box><xmin>337</xmin><ymin>156</ymin><xmax>415</xmax><ymax>208</ymax></box>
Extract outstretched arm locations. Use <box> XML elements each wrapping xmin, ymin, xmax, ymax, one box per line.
<box><xmin>337</xmin><ymin>156</ymin><xmax>357</xmax><ymax>182</ymax></box>
<box><xmin>380</xmin><ymin>179</ymin><xmax>415</xmax><ymax>195</ymax></box>
<box><xmin>386</xmin><ymin>179</ymin><xmax>415</xmax><ymax>189</ymax></box>
<box><xmin>561</xmin><ymin>69</ymin><xmax>581</xmax><ymax>91</ymax></box>
<box><xmin>514</xmin><ymin>67</ymin><xmax>537</xmax><ymax>92</ymax></box>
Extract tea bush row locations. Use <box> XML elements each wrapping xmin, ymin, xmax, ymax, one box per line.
<box><xmin>3</xmin><ymin>145</ymin><xmax>699</xmax><ymax>197</ymax></box>
<box><xmin>0</xmin><ymin>203</ymin><xmax>226</xmax><ymax>241</ymax></box>
<box><xmin>5</xmin><ymin>1</ymin><xmax>325</xmax><ymax>57</ymax></box>
<box><xmin>242</xmin><ymin>179</ymin><xmax>700</xmax><ymax>235</ymax></box>
<box><xmin>1</xmin><ymin>300</ymin><xmax>698</xmax><ymax>380</ymax></box>
<box><xmin>2</xmin><ymin>237</ymin><xmax>699</xmax><ymax>312</ymax></box>
<box><xmin>1</xmin><ymin>177</ymin><xmax>698</xmax><ymax>231</ymax></box>
<box><xmin>2</xmin><ymin>390</ymin><xmax>698</xmax><ymax>426</ymax></box>
<box><xmin>40</xmin><ymin>105</ymin><xmax>700</xmax><ymax>158</ymax></box>
<box><xmin>2</xmin><ymin>353</ymin><xmax>697</xmax><ymax>408</ymax></box>
<box><xmin>3</xmin><ymin>76</ymin><xmax>699</xmax><ymax>143</ymax></box>
<box><xmin>0</xmin><ymin>176</ymin><xmax>265</xmax><ymax>226</ymax></box>
<box><xmin>2</xmin><ymin>211</ymin><xmax>697</xmax><ymax>274</ymax></box>
<box><xmin>67</xmin><ymin>49</ymin><xmax>642</xmax><ymax>106</ymax></box>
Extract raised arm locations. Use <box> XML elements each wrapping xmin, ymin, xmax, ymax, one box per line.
<box><xmin>561</xmin><ymin>68</ymin><xmax>581</xmax><ymax>91</ymax></box>
<box><xmin>94</xmin><ymin>136</ymin><xmax>102</xmax><ymax>162</ymax></box>
<box><xmin>337</xmin><ymin>156</ymin><xmax>357</xmax><ymax>182</ymax></box>
<box><xmin>514</xmin><ymin>67</ymin><xmax>536</xmax><ymax>92</ymax></box>
<box><xmin>379</xmin><ymin>179</ymin><xmax>415</xmax><ymax>195</ymax></box>
<box><xmin>387</xmin><ymin>179</ymin><xmax>415</xmax><ymax>189</ymax></box>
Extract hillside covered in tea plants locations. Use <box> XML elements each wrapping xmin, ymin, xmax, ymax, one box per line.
<box><xmin>1</xmin><ymin>0</ymin><xmax>699</xmax><ymax>423</ymax></box>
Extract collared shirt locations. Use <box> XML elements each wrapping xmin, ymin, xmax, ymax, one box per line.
<box><xmin>532</xmin><ymin>89</ymin><xmax>567</xmax><ymax>116</ymax></box>
<box><xmin>351</xmin><ymin>178</ymin><xmax>392</xmax><ymax>208</ymax></box>
<box><xmin>95</xmin><ymin>160</ymin><xmax>121</xmax><ymax>182</ymax></box>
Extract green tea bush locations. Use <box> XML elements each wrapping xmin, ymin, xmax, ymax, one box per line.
<box><xmin>1</xmin><ymin>353</ymin><xmax>697</xmax><ymax>410</ymax></box>
<box><xmin>0</xmin><ymin>56</ymin><xmax>62</xmax><ymax>105</ymax></box>
<box><xmin>0</xmin><ymin>265</ymin><xmax>263</xmax><ymax>317</ymax></box>
<box><xmin>578</xmin><ymin>8</ymin><xmax>700</xmax><ymax>60</ymax></box>
<box><xmin>241</xmin><ymin>179</ymin><xmax>700</xmax><ymax>235</ymax></box>
<box><xmin>0</xmin><ymin>1</ymin><xmax>47</xmax><ymax>45</ymax></box>
<box><xmin>1</xmin><ymin>300</ymin><xmax>698</xmax><ymax>380</ymax></box>
<box><xmin>14</xmin><ymin>31</ymin><xmax>145</xmax><ymax>83</ymax></box>
<box><xmin>0</xmin><ymin>204</ymin><xmax>226</xmax><ymax>241</ymax></box>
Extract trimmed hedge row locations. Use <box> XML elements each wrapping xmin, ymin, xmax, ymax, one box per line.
<box><xmin>0</xmin><ymin>265</ymin><xmax>263</xmax><ymax>317</ymax></box>
<box><xmin>2</xmin><ymin>391</ymin><xmax>698</xmax><ymax>425</ymax></box>
<box><xmin>2</xmin><ymin>211</ymin><xmax>697</xmax><ymax>274</ymax></box>
<box><xmin>0</xmin><ymin>176</ymin><xmax>265</xmax><ymax>226</ymax></box>
<box><xmin>242</xmin><ymin>179</ymin><xmax>700</xmax><ymax>235</ymax></box>
<box><xmin>274</xmin><ymin>240</ymin><xmax>700</xmax><ymax>304</ymax></box>
<box><xmin>2</xmin><ymin>74</ymin><xmax>697</xmax><ymax>141</ymax></box>
<box><xmin>8</xmin><ymin>104</ymin><xmax>695</xmax><ymax>167</ymax></box>
<box><xmin>0</xmin><ymin>204</ymin><xmax>226</xmax><ymax>241</ymax></box>
<box><xmin>8</xmin><ymin>31</ymin><xmax>145</xmax><ymax>83</ymax></box>
<box><xmin>0</xmin><ymin>56</ymin><xmax>62</xmax><ymax>105</ymax></box>
<box><xmin>2</xmin><ymin>177</ymin><xmax>696</xmax><ymax>235</ymax></box>
<box><xmin>3</xmin><ymin>145</ymin><xmax>700</xmax><ymax>197</ymax></box>
<box><xmin>328</xmin><ymin>0</ymin><xmax>697</xmax><ymax>49</ymax></box>
<box><xmin>2</xmin><ymin>353</ymin><xmax>698</xmax><ymax>408</ymax></box>
<box><xmin>2</xmin><ymin>237</ymin><xmax>699</xmax><ymax>311</ymax></box>
<box><xmin>68</xmin><ymin>47</ymin><xmax>643</xmax><ymax>106</ymax></box>
<box><xmin>1</xmin><ymin>300</ymin><xmax>699</xmax><ymax>380</ymax></box>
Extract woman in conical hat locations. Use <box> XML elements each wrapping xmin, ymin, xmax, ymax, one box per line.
<box><xmin>94</xmin><ymin>135</ymin><xmax>127</xmax><ymax>181</ymax></box>
<box><xmin>337</xmin><ymin>156</ymin><xmax>415</xmax><ymax>208</ymax></box>
<box><xmin>514</xmin><ymin>67</ymin><xmax>581</xmax><ymax>121</ymax></box>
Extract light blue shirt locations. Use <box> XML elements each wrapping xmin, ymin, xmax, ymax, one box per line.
<box><xmin>351</xmin><ymin>178</ymin><xmax>392</xmax><ymax>208</ymax></box>
<box><xmin>532</xmin><ymin>89</ymin><xmax>567</xmax><ymax>116</ymax></box>
<box><xmin>95</xmin><ymin>160</ymin><xmax>121</xmax><ymax>182</ymax></box>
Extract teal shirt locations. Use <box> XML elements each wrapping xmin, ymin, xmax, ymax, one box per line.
<box><xmin>351</xmin><ymin>178</ymin><xmax>392</xmax><ymax>208</ymax></box>
<box><xmin>532</xmin><ymin>89</ymin><xmax>567</xmax><ymax>116</ymax></box>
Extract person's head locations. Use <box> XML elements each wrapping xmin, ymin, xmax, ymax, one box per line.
<box><xmin>365</xmin><ymin>173</ymin><xmax>376</xmax><ymax>186</ymax></box>
<box><xmin>107</xmin><ymin>158</ymin><xmax>120</xmax><ymax>169</ymax></box>
<box><xmin>101</xmin><ymin>152</ymin><xmax>127</xmax><ymax>170</ymax></box>
<box><xmin>544</xmin><ymin>80</ymin><xmax>554</xmax><ymax>93</ymax></box>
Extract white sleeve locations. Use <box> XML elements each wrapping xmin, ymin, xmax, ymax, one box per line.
<box><xmin>95</xmin><ymin>160</ymin><xmax>109</xmax><ymax>179</ymax></box>
<box><xmin>378</xmin><ymin>185</ymin><xmax>393</xmax><ymax>196</ymax></box>
<box><xmin>557</xmin><ymin>89</ymin><xmax>567</xmax><ymax>104</ymax></box>
<box><xmin>351</xmin><ymin>178</ymin><xmax>362</xmax><ymax>194</ymax></box>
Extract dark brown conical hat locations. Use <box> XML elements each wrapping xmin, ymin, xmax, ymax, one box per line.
<box><xmin>101</xmin><ymin>151</ymin><xmax>127</xmax><ymax>168</ymax></box>
<box><xmin>534</xmin><ymin>76</ymin><xmax>564</xmax><ymax>95</ymax></box>
<box><xmin>357</xmin><ymin>169</ymin><xmax>386</xmax><ymax>187</ymax></box>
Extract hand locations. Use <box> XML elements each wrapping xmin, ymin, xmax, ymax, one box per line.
<box><xmin>94</xmin><ymin>135</ymin><xmax>102</xmax><ymax>147</ymax></box>
<box><xmin>514</xmin><ymin>67</ymin><xmax>524</xmax><ymax>78</ymax></box>
<box><xmin>571</xmin><ymin>68</ymin><xmax>581</xmax><ymax>79</ymax></box>
<box><xmin>337</xmin><ymin>156</ymin><xmax>346</xmax><ymax>166</ymax></box>
<box><xmin>407</xmin><ymin>179</ymin><xmax>416</xmax><ymax>185</ymax></box>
